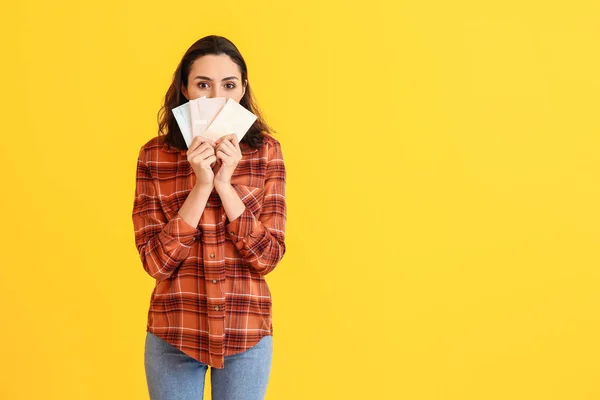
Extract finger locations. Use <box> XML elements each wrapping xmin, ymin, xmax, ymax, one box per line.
<box><xmin>230</xmin><ymin>135</ymin><xmax>239</xmax><ymax>149</ymax></box>
<box><xmin>201</xmin><ymin>146</ymin><xmax>217</xmax><ymax>160</ymax></box>
<box><xmin>220</xmin><ymin>140</ymin><xmax>238</xmax><ymax>157</ymax></box>
<box><xmin>187</xmin><ymin>137</ymin><xmax>200</xmax><ymax>154</ymax></box>
<box><xmin>225</xmin><ymin>138</ymin><xmax>242</xmax><ymax>157</ymax></box>
<box><xmin>188</xmin><ymin>142</ymin><xmax>214</xmax><ymax>158</ymax></box>
<box><xmin>205</xmin><ymin>154</ymin><xmax>217</xmax><ymax>165</ymax></box>
<box><xmin>197</xmin><ymin>154</ymin><xmax>217</xmax><ymax>169</ymax></box>
<box><xmin>217</xmin><ymin>141</ymin><xmax>234</xmax><ymax>156</ymax></box>
<box><xmin>224</xmin><ymin>135</ymin><xmax>239</xmax><ymax>151</ymax></box>
<box><xmin>189</xmin><ymin>145</ymin><xmax>215</xmax><ymax>161</ymax></box>
<box><xmin>216</xmin><ymin>148</ymin><xmax>231</xmax><ymax>161</ymax></box>
<box><xmin>215</xmin><ymin>134</ymin><xmax>236</xmax><ymax>146</ymax></box>
<box><xmin>219</xmin><ymin>134</ymin><xmax>236</xmax><ymax>141</ymax></box>
<box><xmin>189</xmin><ymin>135</ymin><xmax>209</xmax><ymax>151</ymax></box>
<box><xmin>221</xmin><ymin>137</ymin><xmax>236</xmax><ymax>149</ymax></box>
<box><xmin>188</xmin><ymin>135</ymin><xmax>212</xmax><ymax>153</ymax></box>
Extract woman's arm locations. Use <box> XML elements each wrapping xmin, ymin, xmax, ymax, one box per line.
<box><xmin>216</xmin><ymin>184</ymin><xmax>246</xmax><ymax>223</ymax></box>
<box><xmin>178</xmin><ymin>183</ymin><xmax>213</xmax><ymax>229</ymax></box>
<box><xmin>132</xmin><ymin>150</ymin><xmax>206</xmax><ymax>281</ymax></box>
<box><xmin>216</xmin><ymin>139</ymin><xmax>287</xmax><ymax>275</ymax></box>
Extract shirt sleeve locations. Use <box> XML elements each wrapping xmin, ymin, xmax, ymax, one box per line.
<box><xmin>225</xmin><ymin>139</ymin><xmax>287</xmax><ymax>275</ymax></box>
<box><xmin>132</xmin><ymin>149</ymin><xmax>201</xmax><ymax>281</ymax></box>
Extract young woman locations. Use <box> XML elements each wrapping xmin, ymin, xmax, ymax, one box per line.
<box><xmin>132</xmin><ymin>35</ymin><xmax>287</xmax><ymax>400</ymax></box>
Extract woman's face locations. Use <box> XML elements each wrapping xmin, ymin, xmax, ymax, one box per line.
<box><xmin>182</xmin><ymin>54</ymin><xmax>246</xmax><ymax>102</ymax></box>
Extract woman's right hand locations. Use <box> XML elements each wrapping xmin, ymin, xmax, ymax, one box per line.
<box><xmin>186</xmin><ymin>135</ymin><xmax>217</xmax><ymax>188</ymax></box>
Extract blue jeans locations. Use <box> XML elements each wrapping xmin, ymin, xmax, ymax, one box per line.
<box><xmin>144</xmin><ymin>331</ymin><xmax>273</xmax><ymax>400</ymax></box>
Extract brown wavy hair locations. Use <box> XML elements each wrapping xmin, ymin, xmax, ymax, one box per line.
<box><xmin>157</xmin><ymin>35</ymin><xmax>276</xmax><ymax>150</ymax></box>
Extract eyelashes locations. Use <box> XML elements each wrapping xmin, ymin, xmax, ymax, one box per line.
<box><xmin>198</xmin><ymin>83</ymin><xmax>236</xmax><ymax>89</ymax></box>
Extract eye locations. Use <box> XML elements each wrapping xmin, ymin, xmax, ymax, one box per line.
<box><xmin>225</xmin><ymin>83</ymin><xmax>236</xmax><ymax>89</ymax></box>
<box><xmin>198</xmin><ymin>82</ymin><xmax>209</xmax><ymax>88</ymax></box>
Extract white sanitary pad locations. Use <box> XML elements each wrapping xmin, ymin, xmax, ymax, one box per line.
<box><xmin>171</xmin><ymin>96</ymin><xmax>258</xmax><ymax>147</ymax></box>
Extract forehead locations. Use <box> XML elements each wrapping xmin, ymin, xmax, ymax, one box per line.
<box><xmin>188</xmin><ymin>54</ymin><xmax>241</xmax><ymax>79</ymax></box>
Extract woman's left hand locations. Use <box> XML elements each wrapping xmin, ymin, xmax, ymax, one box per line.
<box><xmin>213</xmin><ymin>134</ymin><xmax>242</xmax><ymax>188</ymax></box>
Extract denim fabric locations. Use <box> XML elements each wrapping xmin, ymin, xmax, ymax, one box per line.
<box><xmin>144</xmin><ymin>331</ymin><xmax>273</xmax><ymax>400</ymax></box>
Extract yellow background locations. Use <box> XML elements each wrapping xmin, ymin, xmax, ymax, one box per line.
<box><xmin>1</xmin><ymin>0</ymin><xmax>599</xmax><ymax>399</ymax></box>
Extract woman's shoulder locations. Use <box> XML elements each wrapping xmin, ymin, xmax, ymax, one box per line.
<box><xmin>260</xmin><ymin>134</ymin><xmax>283</xmax><ymax>155</ymax></box>
<box><xmin>140</xmin><ymin>135</ymin><xmax>163</xmax><ymax>150</ymax></box>
<box><xmin>261</xmin><ymin>134</ymin><xmax>284</xmax><ymax>161</ymax></box>
<box><xmin>260</xmin><ymin>133</ymin><xmax>280</xmax><ymax>145</ymax></box>
<box><xmin>239</xmin><ymin>133</ymin><xmax>282</xmax><ymax>156</ymax></box>
<box><xmin>137</xmin><ymin>135</ymin><xmax>184</xmax><ymax>163</ymax></box>
<box><xmin>137</xmin><ymin>135</ymin><xmax>164</xmax><ymax>154</ymax></box>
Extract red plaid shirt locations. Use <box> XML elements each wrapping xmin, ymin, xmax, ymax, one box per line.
<box><xmin>132</xmin><ymin>134</ymin><xmax>286</xmax><ymax>369</ymax></box>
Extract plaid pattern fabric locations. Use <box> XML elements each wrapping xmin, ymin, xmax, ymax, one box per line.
<box><xmin>132</xmin><ymin>134</ymin><xmax>286</xmax><ymax>369</ymax></box>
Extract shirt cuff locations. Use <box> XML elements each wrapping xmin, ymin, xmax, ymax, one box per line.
<box><xmin>164</xmin><ymin>213</ymin><xmax>201</xmax><ymax>247</ymax></box>
<box><xmin>225</xmin><ymin>207</ymin><xmax>264</xmax><ymax>246</ymax></box>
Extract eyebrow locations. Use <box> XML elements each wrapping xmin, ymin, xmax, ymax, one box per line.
<box><xmin>192</xmin><ymin>76</ymin><xmax>239</xmax><ymax>81</ymax></box>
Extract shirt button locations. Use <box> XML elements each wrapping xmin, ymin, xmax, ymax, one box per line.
<box><xmin>212</xmin><ymin>279</ymin><xmax>217</xmax><ymax>284</ymax></box>
<box><xmin>229</xmin><ymin>231</ymin><xmax>235</xmax><ymax>235</ymax></box>
<box><xmin>215</xmin><ymin>306</ymin><xmax>220</xmax><ymax>311</ymax></box>
<box><xmin>209</xmin><ymin>253</ymin><xmax>215</xmax><ymax>258</ymax></box>
<box><xmin>207</xmin><ymin>202</ymin><xmax>211</xmax><ymax>207</ymax></box>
